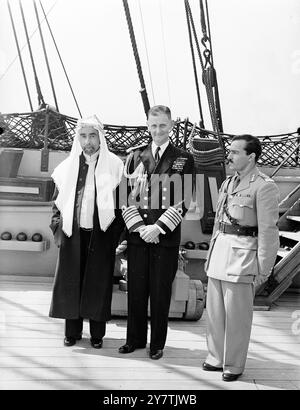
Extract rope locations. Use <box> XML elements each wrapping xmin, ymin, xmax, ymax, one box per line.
<box><xmin>123</xmin><ymin>0</ymin><xmax>150</xmax><ymax>117</ymax></box>
<box><xmin>204</xmin><ymin>0</ymin><xmax>215</xmax><ymax>68</ymax></box>
<box><xmin>19</xmin><ymin>0</ymin><xmax>45</xmax><ymax>108</ymax></box>
<box><xmin>202</xmin><ymin>68</ymin><xmax>219</xmax><ymax>133</ymax></box>
<box><xmin>138</xmin><ymin>0</ymin><xmax>155</xmax><ymax>105</ymax></box>
<box><xmin>189</xmin><ymin>143</ymin><xmax>225</xmax><ymax>166</ymax></box>
<box><xmin>187</xmin><ymin>122</ymin><xmax>223</xmax><ymax>166</ymax></box>
<box><xmin>187</xmin><ymin>122</ymin><xmax>224</xmax><ymax>166</ymax></box>
<box><xmin>184</xmin><ymin>0</ymin><xmax>204</xmax><ymax>127</ymax></box>
<box><xmin>200</xmin><ymin>0</ymin><xmax>207</xmax><ymax>36</ymax></box>
<box><xmin>159</xmin><ymin>0</ymin><xmax>171</xmax><ymax>107</ymax></box>
<box><xmin>0</xmin><ymin>1</ymin><xmax>57</xmax><ymax>83</ymax></box>
<box><xmin>7</xmin><ymin>0</ymin><xmax>33</xmax><ymax>111</ymax></box>
<box><xmin>39</xmin><ymin>0</ymin><xmax>82</xmax><ymax>118</ymax></box>
<box><xmin>185</xmin><ymin>3</ymin><xmax>217</xmax><ymax>130</ymax></box>
<box><xmin>33</xmin><ymin>0</ymin><xmax>59</xmax><ymax>111</ymax></box>
<box><xmin>185</xmin><ymin>1</ymin><xmax>204</xmax><ymax>71</ymax></box>
<box><xmin>202</xmin><ymin>0</ymin><xmax>223</xmax><ymax>132</ymax></box>
<box><xmin>185</xmin><ymin>0</ymin><xmax>225</xmax><ymax>161</ymax></box>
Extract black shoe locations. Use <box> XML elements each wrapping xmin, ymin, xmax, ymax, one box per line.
<box><xmin>202</xmin><ymin>362</ymin><xmax>223</xmax><ymax>372</ymax></box>
<box><xmin>64</xmin><ymin>335</ymin><xmax>82</xmax><ymax>347</ymax></box>
<box><xmin>118</xmin><ymin>343</ymin><xmax>145</xmax><ymax>354</ymax></box>
<box><xmin>119</xmin><ymin>344</ymin><xmax>136</xmax><ymax>354</ymax></box>
<box><xmin>149</xmin><ymin>349</ymin><xmax>163</xmax><ymax>360</ymax></box>
<box><xmin>222</xmin><ymin>372</ymin><xmax>242</xmax><ymax>382</ymax></box>
<box><xmin>90</xmin><ymin>338</ymin><xmax>103</xmax><ymax>349</ymax></box>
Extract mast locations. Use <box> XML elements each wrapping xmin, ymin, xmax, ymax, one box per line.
<box><xmin>33</xmin><ymin>0</ymin><xmax>59</xmax><ymax>111</ymax></box>
<box><xmin>19</xmin><ymin>0</ymin><xmax>45</xmax><ymax>108</ymax></box>
<box><xmin>7</xmin><ymin>0</ymin><xmax>33</xmax><ymax>111</ymax></box>
<box><xmin>203</xmin><ymin>0</ymin><xmax>223</xmax><ymax>132</ymax></box>
<box><xmin>122</xmin><ymin>0</ymin><xmax>150</xmax><ymax>117</ymax></box>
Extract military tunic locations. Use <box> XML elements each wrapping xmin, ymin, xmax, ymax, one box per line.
<box><xmin>205</xmin><ymin>167</ymin><xmax>280</xmax><ymax>282</ymax></box>
<box><xmin>122</xmin><ymin>142</ymin><xmax>194</xmax><ymax>350</ymax></box>
<box><xmin>204</xmin><ymin>166</ymin><xmax>279</xmax><ymax>374</ymax></box>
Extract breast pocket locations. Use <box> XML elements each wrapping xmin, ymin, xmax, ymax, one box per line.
<box><xmin>229</xmin><ymin>196</ymin><xmax>254</xmax><ymax>221</ymax></box>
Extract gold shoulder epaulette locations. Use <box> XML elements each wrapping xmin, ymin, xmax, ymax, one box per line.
<box><xmin>126</xmin><ymin>143</ymin><xmax>148</xmax><ymax>154</ymax></box>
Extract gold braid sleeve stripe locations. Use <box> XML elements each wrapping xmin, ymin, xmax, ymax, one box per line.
<box><xmin>156</xmin><ymin>207</ymin><xmax>183</xmax><ymax>234</ymax></box>
<box><xmin>122</xmin><ymin>205</ymin><xmax>145</xmax><ymax>233</ymax></box>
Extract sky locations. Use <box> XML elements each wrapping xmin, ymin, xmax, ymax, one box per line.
<box><xmin>0</xmin><ymin>0</ymin><xmax>300</xmax><ymax>135</ymax></box>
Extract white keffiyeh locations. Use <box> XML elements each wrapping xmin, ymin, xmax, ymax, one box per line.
<box><xmin>51</xmin><ymin>115</ymin><xmax>124</xmax><ymax>236</ymax></box>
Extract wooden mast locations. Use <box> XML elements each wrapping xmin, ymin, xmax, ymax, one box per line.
<box><xmin>122</xmin><ymin>0</ymin><xmax>150</xmax><ymax>117</ymax></box>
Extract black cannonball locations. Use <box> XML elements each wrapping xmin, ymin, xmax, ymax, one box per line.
<box><xmin>16</xmin><ymin>232</ymin><xmax>27</xmax><ymax>241</ymax></box>
<box><xmin>184</xmin><ymin>241</ymin><xmax>195</xmax><ymax>250</ymax></box>
<box><xmin>32</xmin><ymin>233</ymin><xmax>43</xmax><ymax>242</ymax></box>
<box><xmin>198</xmin><ymin>241</ymin><xmax>209</xmax><ymax>250</ymax></box>
<box><xmin>1</xmin><ymin>231</ymin><xmax>12</xmax><ymax>240</ymax></box>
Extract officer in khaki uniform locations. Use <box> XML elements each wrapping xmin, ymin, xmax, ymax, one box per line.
<box><xmin>203</xmin><ymin>134</ymin><xmax>279</xmax><ymax>382</ymax></box>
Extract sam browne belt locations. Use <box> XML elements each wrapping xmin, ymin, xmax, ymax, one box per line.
<box><xmin>218</xmin><ymin>222</ymin><xmax>258</xmax><ymax>237</ymax></box>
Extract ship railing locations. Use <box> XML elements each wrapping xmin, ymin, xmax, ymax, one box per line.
<box><xmin>0</xmin><ymin>108</ymin><xmax>299</xmax><ymax>169</ymax></box>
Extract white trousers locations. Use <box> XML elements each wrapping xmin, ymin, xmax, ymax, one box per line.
<box><xmin>205</xmin><ymin>277</ymin><xmax>254</xmax><ymax>374</ymax></box>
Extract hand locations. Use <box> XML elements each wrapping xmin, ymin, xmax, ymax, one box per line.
<box><xmin>54</xmin><ymin>230</ymin><xmax>62</xmax><ymax>248</ymax></box>
<box><xmin>133</xmin><ymin>226</ymin><xmax>146</xmax><ymax>233</ymax></box>
<box><xmin>254</xmin><ymin>274</ymin><xmax>269</xmax><ymax>289</ymax></box>
<box><xmin>115</xmin><ymin>240</ymin><xmax>127</xmax><ymax>255</ymax></box>
<box><xmin>53</xmin><ymin>219</ymin><xmax>62</xmax><ymax>248</ymax></box>
<box><xmin>139</xmin><ymin>225</ymin><xmax>160</xmax><ymax>244</ymax></box>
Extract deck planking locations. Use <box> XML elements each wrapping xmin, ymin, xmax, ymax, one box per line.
<box><xmin>0</xmin><ymin>277</ymin><xmax>299</xmax><ymax>390</ymax></box>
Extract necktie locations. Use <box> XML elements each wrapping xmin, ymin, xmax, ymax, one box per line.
<box><xmin>154</xmin><ymin>146</ymin><xmax>161</xmax><ymax>163</ymax></box>
<box><xmin>232</xmin><ymin>175</ymin><xmax>240</xmax><ymax>191</ymax></box>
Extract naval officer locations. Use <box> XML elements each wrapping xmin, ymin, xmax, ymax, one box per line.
<box><xmin>119</xmin><ymin>105</ymin><xmax>194</xmax><ymax>360</ymax></box>
<box><xmin>203</xmin><ymin>134</ymin><xmax>279</xmax><ymax>381</ymax></box>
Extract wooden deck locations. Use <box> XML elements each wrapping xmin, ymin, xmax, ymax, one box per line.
<box><xmin>0</xmin><ymin>276</ymin><xmax>299</xmax><ymax>390</ymax></box>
